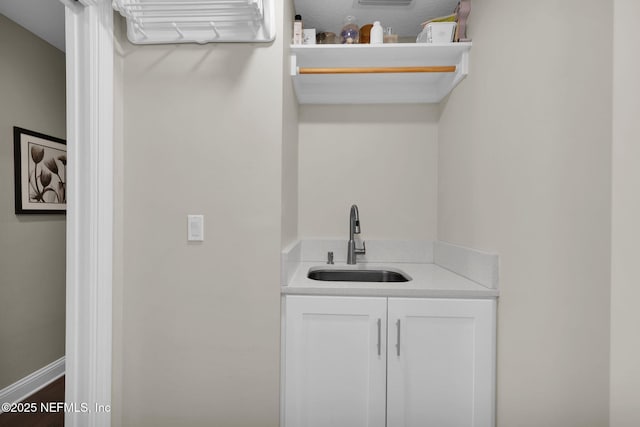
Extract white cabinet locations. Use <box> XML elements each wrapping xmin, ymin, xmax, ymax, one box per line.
<box><xmin>387</xmin><ymin>298</ymin><xmax>496</xmax><ymax>427</ymax></box>
<box><xmin>283</xmin><ymin>296</ymin><xmax>387</xmax><ymax>427</ymax></box>
<box><xmin>283</xmin><ymin>295</ymin><xmax>496</xmax><ymax>427</ymax></box>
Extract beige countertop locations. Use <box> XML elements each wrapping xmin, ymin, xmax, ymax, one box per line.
<box><xmin>282</xmin><ymin>261</ymin><xmax>499</xmax><ymax>299</ymax></box>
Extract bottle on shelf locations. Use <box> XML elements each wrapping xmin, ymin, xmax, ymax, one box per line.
<box><xmin>293</xmin><ymin>14</ymin><xmax>303</xmax><ymax>45</ymax></box>
<box><xmin>370</xmin><ymin>21</ymin><xmax>383</xmax><ymax>44</ymax></box>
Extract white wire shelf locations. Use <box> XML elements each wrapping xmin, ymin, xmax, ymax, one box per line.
<box><xmin>113</xmin><ymin>0</ymin><xmax>275</xmax><ymax>44</ymax></box>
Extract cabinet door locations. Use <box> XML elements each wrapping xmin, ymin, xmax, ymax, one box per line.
<box><xmin>284</xmin><ymin>295</ymin><xmax>387</xmax><ymax>427</ymax></box>
<box><xmin>387</xmin><ymin>298</ymin><xmax>496</xmax><ymax>427</ymax></box>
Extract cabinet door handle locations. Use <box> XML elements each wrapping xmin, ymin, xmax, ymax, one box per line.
<box><xmin>396</xmin><ymin>319</ymin><xmax>401</xmax><ymax>357</ymax></box>
<box><xmin>377</xmin><ymin>318</ymin><xmax>382</xmax><ymax>356</ymax></box>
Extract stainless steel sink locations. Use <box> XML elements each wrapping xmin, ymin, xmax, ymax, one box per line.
<box><xmin>307</xmin><ymin>267</ymin><xmax>411</xmax><ymax>283</ymax></box>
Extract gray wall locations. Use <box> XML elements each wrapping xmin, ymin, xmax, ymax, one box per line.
<box><xmin>0</xmin><ymin>14</ymin><xmax>66</xmax><ymax>389</ymax></box>
<box><xmin>298</xmin><ymin>104</ymin><xmax>439</xmax><ymax>240</ymax></box>
<box><xmin>610</xmin><ymin>0</ymin><xmax>640</xmax><ymax>425</ymax></box>
<box><xmin>112</xmin><ymin>0</ymin><xmax>289</xmax><ymax>423</ymax></box>
<box><xmin>438</xmin><ymin>1</ymin><xmax>612</xmax><ymax>426</ymax></box>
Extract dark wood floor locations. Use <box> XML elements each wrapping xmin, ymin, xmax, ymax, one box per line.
<box><xmin>0</xmin><ymin>376</ymin><xmax>64</xmax><ymax>427</ymax></box>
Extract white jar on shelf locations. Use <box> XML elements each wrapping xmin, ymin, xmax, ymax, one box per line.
<box><xmin>370</xmin><ymin>21</ymin><xmax>383</xmax><ymax>44</ymax></box>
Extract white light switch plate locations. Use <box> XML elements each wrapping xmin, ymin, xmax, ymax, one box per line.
<box><xmin>187</xmin><ymin>215</ymin><xmax>204</xmax><ymax>241</ymax></box>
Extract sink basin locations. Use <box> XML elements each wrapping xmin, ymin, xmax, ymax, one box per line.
<box><xmin>307</xmin><ymin>267</ymin><xmax>411</xmax><ymax>283</ymax></box>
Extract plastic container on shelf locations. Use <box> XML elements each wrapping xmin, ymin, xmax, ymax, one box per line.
<box><xmin>383</xmin><ymin>27</ymin><xmax>398</xmax><ymax>43</ymax></box>
<box><xmin>370</xmin><ymin>21</ymin><xmax>383</xmax><ymax>44</ymax></box>
<box><xmin>417</xmin><ymin>22</ymin><xmax>457</xmax><ymax>43</ymax></box>
<box><xmin>359</xmin><ymin>23</ymin><xmax>373</xmax><ymax>44</ymax></box>
<box><xmin>316</xmin><ymin>32</ymin><xmax>337</xmax><ymax>44</ymax></box>
<box><xmin>340</xmin><ymin>16</ymin><xmax>359</xmax><ymax>44</ymax></box>
<box><xmin>303</xmin><ymin>28</ymin><xmax>316</xmax><ymax>44</ymax></box>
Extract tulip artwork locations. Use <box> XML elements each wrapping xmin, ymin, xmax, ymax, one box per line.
<box><xmin>14</xmin><ymin>127</ymin><xmax>67</xmax><ymax>214</ymax></box>
<box><xmin>28</xmin><ymin>145</ymin><xmax>66</xmax><ymax>204</ymax></box>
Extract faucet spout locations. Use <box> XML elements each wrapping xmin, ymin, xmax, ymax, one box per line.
<box><xmin>350</xmin><ymin>204</ymin><xmax>360</xmax><ymax>239</ymax></box>
<box><xmin>347</xmin><ymin>204</ymin><xmax>366</xmax><ymax>265</ymax></box>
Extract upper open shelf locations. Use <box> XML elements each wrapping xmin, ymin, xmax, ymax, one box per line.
<box><xmin>290</xmin><ymin>42</ymin><xmax>471</xmax><ymax>104</ymax></box>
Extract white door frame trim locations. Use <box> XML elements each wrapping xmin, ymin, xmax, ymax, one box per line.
<box><xmin>63</xmin><ymin>1</ymin><xmax>114</xmax><ymax>426</ymax></box>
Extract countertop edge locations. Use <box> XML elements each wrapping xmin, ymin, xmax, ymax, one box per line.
<box><xmin>281</xmin><ymin>286</ymin><xmax>499</xmax><ymax>299</ymax></box>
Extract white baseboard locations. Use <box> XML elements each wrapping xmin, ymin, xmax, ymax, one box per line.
<box><xmin>0</xmin><ymin>356</ymin><xmax>65</xmax><ymax>412</ymax></box>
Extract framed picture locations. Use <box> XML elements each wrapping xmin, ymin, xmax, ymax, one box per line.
<box><xmin>13</xmin><ymin>127</ymin><xmax>67</xmax><ymax>214</ymax></box>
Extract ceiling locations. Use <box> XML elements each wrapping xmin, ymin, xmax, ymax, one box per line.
<box><xmin>0</xmin><ymin>0</ymin><xmax>66</xmax><ymax>51</ymax></box>
<box><xmin>294</xmin><ymin>0</ymin><xmax>460</xmax><ymax>38</ymax></box>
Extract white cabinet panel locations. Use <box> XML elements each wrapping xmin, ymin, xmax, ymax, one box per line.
<box><xmin>283</xmin><ymin>295</ymin><xmax>387</xmax><ymax>427</ymax></box>
<box><xmin>387</xmin><ymin>298</ymin><xmax>496</xmax><ymax>427</ymax></box>
<box><xmin>283</xmin><ymin>296</ymin><xmax>496</xmax><ymax>427</ymax></box>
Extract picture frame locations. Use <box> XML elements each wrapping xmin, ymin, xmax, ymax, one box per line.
<box><xmin>13</xmin><ymin>127</ymin><xmax>67</xmax><ymax>214</ymax></box>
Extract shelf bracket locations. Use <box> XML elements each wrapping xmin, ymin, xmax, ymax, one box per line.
<box><xmin>450</xmin><ymin>49</ymin><xmax>470</xmax><ymax>91</ymax></box>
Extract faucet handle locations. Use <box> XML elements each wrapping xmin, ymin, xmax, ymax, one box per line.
<box><xmin>327</xmin><ymin>251</ymin><xmax>334</xmax><ymax>265</ymax></box>
<box><xmin>355</xmin><ymin>240</ymin><xmax>366</xmax><ymax>255</ymax></box>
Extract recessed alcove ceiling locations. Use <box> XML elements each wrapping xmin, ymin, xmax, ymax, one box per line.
<box><xmin>293</xmin><ymin>0</ymin><xmax>460</xmax><ymax>38</ymax></box>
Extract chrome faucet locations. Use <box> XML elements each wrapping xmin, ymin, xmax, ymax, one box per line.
<box><xmin>347</xmin><ymin>204</ymin><xmax>366</xmax><ymax>265</ymax></box>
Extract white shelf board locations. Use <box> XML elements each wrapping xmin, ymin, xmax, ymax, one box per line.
<box><xmin>290</xmin><ymin>42</ymin><xmax>471</xmax><ymax>104</ymax></box>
